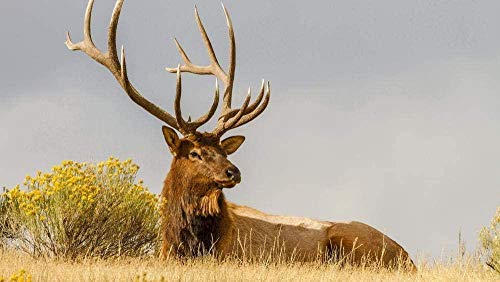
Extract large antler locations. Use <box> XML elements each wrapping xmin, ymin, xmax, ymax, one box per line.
<box><xmin>165</xmin><ymin>5</ymin><xmax>271</xmax><ymax>137</ymax></box>
<box><xmin>65</xmin><ymin>0</ymin><xmax>219</xmax><ymax>136</ymax></box>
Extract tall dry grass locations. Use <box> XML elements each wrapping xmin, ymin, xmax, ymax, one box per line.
<box><xmin>0</xmin><ymin>249</ymin><xmax>498</xmax><ymax>282</ymax></box>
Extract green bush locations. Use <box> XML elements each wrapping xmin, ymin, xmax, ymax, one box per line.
<box><xmin>479</xmin><ymin>207</ymin><xmax>500</xmax><ymax>272</ymax></box>
<box><xmin>3</xmin><ymin>158</ymin><xmax>160</xmax><ymax>259</ymax></box>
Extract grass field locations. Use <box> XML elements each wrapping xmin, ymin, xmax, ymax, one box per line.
<box><xmin>0</xmin><ymin>250</ymin><xmax>497</xmax><ymax>281</ymax></box>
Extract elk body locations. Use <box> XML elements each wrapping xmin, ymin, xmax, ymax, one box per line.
<box><xmin>66</xmin><ymin>0</ymin><xmax>415</xmax><ymax>269</ymax></box>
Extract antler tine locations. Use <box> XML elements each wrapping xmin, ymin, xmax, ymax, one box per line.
<box><xmin>174</xmin><ymin>66</ymin><xmax>189</xmax><ymax>135</ymax></box>
<box><xmin>174</xmin><ymin>65</ymin><xmax>219</xmax><ymax>135</ymax></box>
<box><xmin>247</xmin><ymin>80</ymin><xmax>266</xmax><ymax>114</ymax></box>
<box><xmin>195</xmin><ymin>6</ymin><xmax>227</xmax><ymax>82</ymax></box>
<box><xmin>165</xmin><ymin>7</ymin><xmax>227</xmax><ymax>83</ymax></box>
<box><xmin>173</xmin><ymin>39</ymin><xmax>194</xmax><ymax>70</ymax></box>
<box><xmin>214</xmin><ymin>81</ymin><xmax>270</xmax><ymax>134</ymax></box>
<box><xmin>66</xmin><ymin>0</ymin><xmax>180</xmax><ymax>130</ymax></box>
<box><xmin>166</xmin><ymin>38</ymin><xmax>214</xmax><ymax>76</ymax></box>
<box><xmin>189</xmin><ymin>79</ymin><xmax>220</xmax><ymax>130</ymax></box>
<box><xmin>120</xmin><ymin>46</ymin><xmax>128</xmax><ymax>80</ymax></box>
<box><xmin>220</xmin><ymin>79</ymin><xmax>266</xmax><ymax>122</ymax></box>
<box><xmin>213</xmin><ymin>94</ymin><xmax>251</xmax><ymax>136</ymax></box>
<box><xmin>173</xmin><ymin>66</ymin><xmax>221</xmax><ymax>135</ymax></box>
<box><xmin>107</xmin><ymin>0</ymin><xmax>123</xmax><ymax>68</ymax></box>
<box><xmin>233</xmin><ymin>82</ymin><xmax>271</xmax><ymax>128</ymax></box>
<box><xmin>65</xmin><ymin>0</ymin><xmax>105</xmax><ymax>64</ymax></box>
<box><xmin>220</xmin><ymin>3</ymin><xmax>236</xmax><ymax>114</ymax></box>
<box><xmin>83</xmin><ymin>0</ymin><xmax>95</xmax><ymax>45</ymax></box>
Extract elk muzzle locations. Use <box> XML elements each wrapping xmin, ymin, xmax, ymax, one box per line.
<box><xmin>216</xmin><ymin>165</ymin><xmax>241</xmax><ymax>188</ymax></box>
<box><xmin>225</xmin><ymin>166</ymin><xmax>241</xmax><ymax>183</ymax></box>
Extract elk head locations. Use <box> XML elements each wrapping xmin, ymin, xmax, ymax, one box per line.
<box><xmin>161</xmin><ymin>127</ymin><xmax>245</xmax><ymax>189</ymax></box>
<box><xmin>65</xmin><ymin>0</ymin><xmax>270</xmax><ymax>190</ymax></box>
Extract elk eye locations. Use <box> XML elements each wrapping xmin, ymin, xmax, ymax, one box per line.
<box><xmin>190</xmin><ymin>151</ymin><xmax>201</xmax><ymax>160</ymax></box>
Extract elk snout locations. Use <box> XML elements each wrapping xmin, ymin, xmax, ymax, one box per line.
<box><xmin>225</xmin><ymin>166</ymin><xmax>241</xmax><ymax>183</ymax></box>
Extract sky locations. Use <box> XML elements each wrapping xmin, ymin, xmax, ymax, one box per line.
<box><xmin>1</xmin><ymin>0</ymin><xmax>500</xmax><ymax>259</ymax></box>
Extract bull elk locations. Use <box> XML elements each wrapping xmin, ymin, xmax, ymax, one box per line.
<box><xmin>66</xmin><ymin>0</ymin><xmax>415</xmax><ymax>269</ymax></box>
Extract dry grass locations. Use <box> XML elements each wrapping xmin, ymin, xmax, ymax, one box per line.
<box><xmin>0</xmin><ymin>250</ymin><xmax>497</xmax><ymax>282</ymax></box>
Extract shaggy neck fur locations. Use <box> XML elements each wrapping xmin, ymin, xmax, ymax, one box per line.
<box><xmin>161</xmin><ymin>161</ymin><xmax>231</xmax><ymax>257</ymax></box>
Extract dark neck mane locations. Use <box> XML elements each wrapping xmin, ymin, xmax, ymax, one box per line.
<box><xmin>161</xmin><ymin>163</ymin><xmax>230</xmax><ymax>257</ymax></box>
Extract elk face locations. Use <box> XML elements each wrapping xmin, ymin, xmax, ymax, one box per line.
<box><xmin>162</xmin><ymin>126</ymin><xmax>245</xmax><ymax>188</ymax></box>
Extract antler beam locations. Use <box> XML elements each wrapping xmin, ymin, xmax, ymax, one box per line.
<box><xmin>66</xmin><ymin>0</ymin><xmax>182</xmax><ymax>129</ymax></box>
<box><xmin>66</xmin><ymin>0</ymin><xmax>221</xmax><ymax>136</ymax></box>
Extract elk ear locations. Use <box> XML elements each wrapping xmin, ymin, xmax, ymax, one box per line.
<box><xmin>221</xmin><ymin>136</ymin><xmax>245</xmax><ymax>155</ymax></box>
<box><xmin>162</xmin><ymin>126</ymin><xmax>179</xmax><ymax>155</ymax></box>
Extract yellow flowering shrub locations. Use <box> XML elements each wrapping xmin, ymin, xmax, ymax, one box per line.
<box><xmin>479</xmin><ymin>207</ymin><xmax>500</xmax><ymax>272</ymax></box>
<box><xmin>7</xmin><ymin>269</ymin><xmax>31</xmax><ymax>282</ymax></box>
<box><xmin>3</xmin><ymin>157</ymin><xmax>159</xmax><ymax>259</ymax></box>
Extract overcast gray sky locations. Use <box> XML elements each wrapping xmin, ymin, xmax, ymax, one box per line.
<box><xmin>1</xmin><ymin>0</ymin><xmax>499</xmax><ymax>259</ymax></box>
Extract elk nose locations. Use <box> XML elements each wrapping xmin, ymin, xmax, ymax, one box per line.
<box><xmin>226</xmin><ymin>166</ymin><xmax>241</xmax><ymax>182</ymax></box>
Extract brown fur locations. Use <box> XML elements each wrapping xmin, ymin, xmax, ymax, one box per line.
<box><xmin>160</xmin><ymin>132</ymin><xmax>416</xmax><ymax>270</ymax></box>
